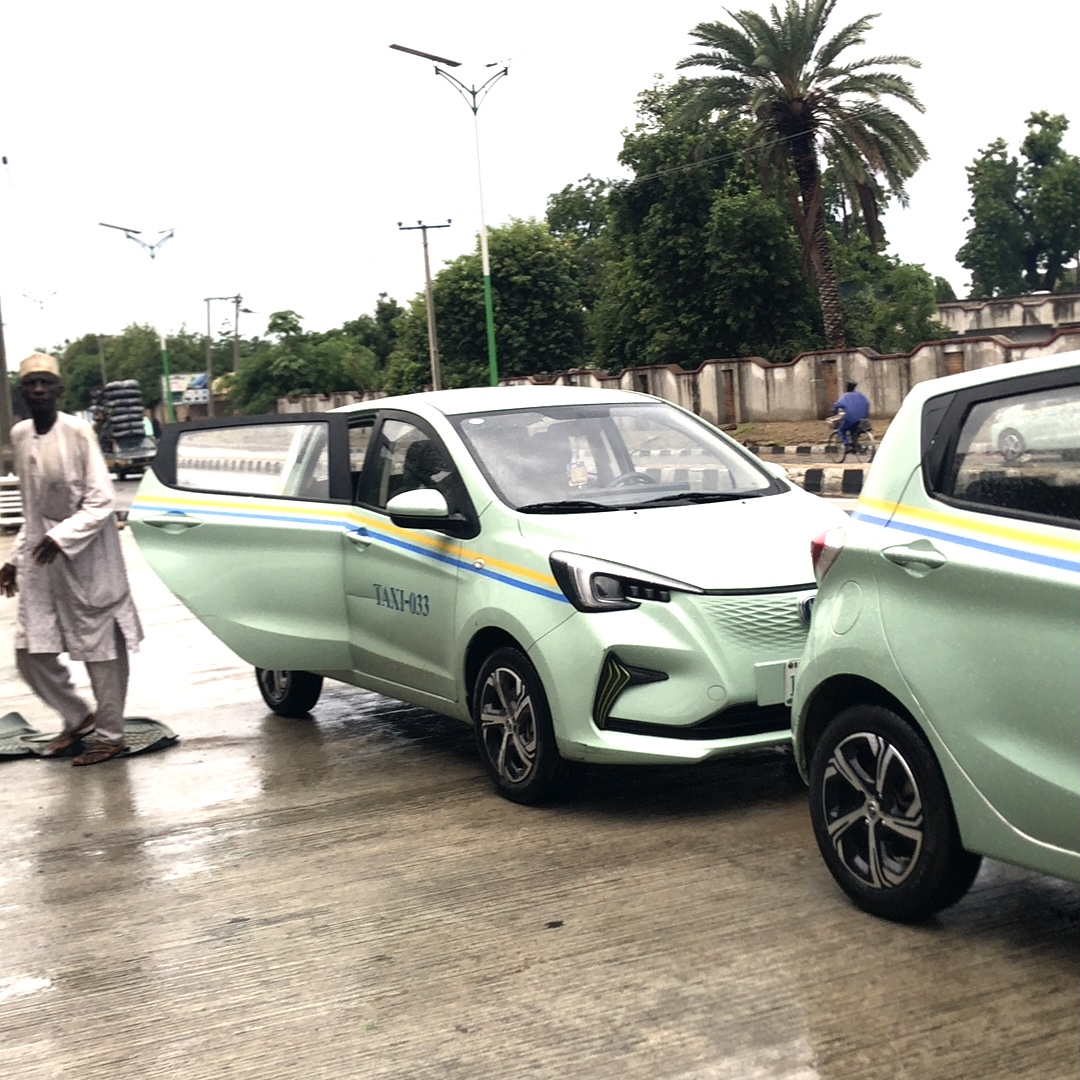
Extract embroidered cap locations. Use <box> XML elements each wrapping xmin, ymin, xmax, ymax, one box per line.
<box><xmin>18</xmin><ymin>353</ymin><xmax>61</xmax><ymax>380</ymax></box>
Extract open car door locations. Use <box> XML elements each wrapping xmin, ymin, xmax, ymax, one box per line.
<box><xmin>129</xmin><ymin>414</ymin><xmax>354</xmax><ymax>673</ymax></box>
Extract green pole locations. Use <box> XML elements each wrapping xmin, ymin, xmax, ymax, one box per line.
<box><xmin>160</xmin><ymin>333</ymin><xmax>175</xmax><ymax>423</ymax></box>
<box><xmin>481</xmin><ymin>274</ymin><xmax>498</xmax><ymax>386</ymax></box>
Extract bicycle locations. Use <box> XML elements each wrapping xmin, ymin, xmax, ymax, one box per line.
<box><xmin>825</xmin><ymin>417</ymin><xmax>876</xmax><ymax>464</ymax></box>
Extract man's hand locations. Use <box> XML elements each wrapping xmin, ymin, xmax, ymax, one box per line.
<box><xmin>0</xmin><ymin>563</ymin><xmax>16</xmax><ymax>598</ymax></box>
<box><xmin>31</xmin><ymin>536</ymin><xmax>61</xmax><ymax>566</ymax></box>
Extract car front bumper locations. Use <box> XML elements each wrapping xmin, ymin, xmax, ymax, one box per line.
<box><xmin>529</xmin><ymin>588</ymin><xmax>813</xmax><ymax>765</ymax></box>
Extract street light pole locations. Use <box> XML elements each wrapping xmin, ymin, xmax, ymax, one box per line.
<box><xmin>390</xmin><ymin>44</ymin><xmax>508</xmax><ymax>387</ymax></box>
<box><xmin>398</xmin><ymin>220</ymin><xmax>450</xmax><ymax>390</ymax></box>
<box><xmin>99</xmin><ymin>221</ymin><xmax>177</xmax><ymax>422</ymax></box>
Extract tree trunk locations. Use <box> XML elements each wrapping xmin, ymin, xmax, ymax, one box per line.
<box><xmin>811</xmin><ymin>207</ymin><xmax>847</xmax><ymax>349</ymax></box>
<box><xmin>790</xmin><ymin>136</ymin><xmax>847</xmax><ymax>349</ymax></box>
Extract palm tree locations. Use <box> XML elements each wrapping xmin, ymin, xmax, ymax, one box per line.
<box><xmin>676</xmin><ymin>0</ymin><xmax>927</xmax><ymax>348</ymax></box>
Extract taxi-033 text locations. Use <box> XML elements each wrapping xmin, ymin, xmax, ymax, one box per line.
<box><xmin>373</xmin><ymin>584</ymin><xmax>431</xmax><ymax>616</ymax></box>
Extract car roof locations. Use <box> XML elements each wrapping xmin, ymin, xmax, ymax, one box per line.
<box><xmin>330</xmin><ymin>384</ymin><xmax>660</xmax><ymax>418</ymax></box>
<box><xmin>906</xmin><ymin>349</ymin><xmax>1080</xmax><ymax>407</ymax></box>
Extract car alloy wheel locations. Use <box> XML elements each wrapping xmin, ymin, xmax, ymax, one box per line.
<box><xmin>808</xmin><ymin>705</ymin><xmax>981</xmax><ymax>921</ymax></box>
<box><xmin>473</xmin><ymin>647</ymin><xmax>561</xmax><ymax>804</ymax></box>
<box><xmin>819</xmin><ymin>729</ymin><xmax>925</xmax><ymax>890</ymax></box>
<box><xmin>255</xmin><ymin>667</ymin><xmax>324</xmax><ymax>718</ymax></box>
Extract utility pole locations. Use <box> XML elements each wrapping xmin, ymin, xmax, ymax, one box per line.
<box><xmin>398</xmin><ymin>221</ymin><xmax>450</xmax><ymax>390</ymax></box>
<box><xmin>205</xmin><ymin>294</ymin><xmax>252</xmax><ymax>417</ymax></box>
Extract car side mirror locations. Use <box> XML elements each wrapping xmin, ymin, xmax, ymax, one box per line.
<box><xmin>386</xmin><ymin>488</ymin><xmax>475</xmax><ymax>538</ymax></box>
<box><xmin>386</xmin><ymin>488</ymin><xmax>449</xmax><ymax>518</ymax></box>
<box><xmin>761</xmin><ymin>460</ymin><xmax>790</xmax><ymax>481</ymax></box>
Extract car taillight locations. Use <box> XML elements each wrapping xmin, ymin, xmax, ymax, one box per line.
<box><xmin>810</xmin><ymin>527</ymin><xmax>845</xmax><ymax>583</ymax></box>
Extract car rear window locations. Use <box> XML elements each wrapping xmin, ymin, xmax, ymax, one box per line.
<box><xmin>936</xmin><ymin>382</ymin><xmax>1080</xmax><ymax>526</ymax></box>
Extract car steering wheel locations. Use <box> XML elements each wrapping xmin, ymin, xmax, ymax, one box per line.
<box><xmin>610</xmin><ymin>471</ymin><xmax>657</xmax><ymax>487</ymax></box>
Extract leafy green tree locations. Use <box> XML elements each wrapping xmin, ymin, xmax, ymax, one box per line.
<box><xmin>406</xmin><ymin>219</ymin><xmax>587</xmax><ymax>387</ymax></box>
<box><xmin>957</xmin><ymin>111</ymin><xmax>1080</xmax><ymax>297</ymax></box>
<box><xmin>341</xmin><ymin>293</ymin><xmax>407</xmax><ymax>368</ymax></box>
<box><xmin>705</xmin><ymin>187</ymin><xmax>822</xmax><ymax>360</ymax></box>
<box><xmin>589</xmin><ymin>82</ymin><xmax>821</xmax><ymax>367</ymax></box>
<box><xmin>228</xmin><ymin>311</ymin><xmax>380</xmax><ymax>414</ymax></box>
<box><xmin>59</xmin><ymin>335</ymin><xmax>108</xmax><ymax>413</ymax></box>
<box><xmin>592</xmin><ymin>84</ymin><xmax>742</xmax><ymax>368</ymax></box>
<box><xmin>834</xmin><ymin>235</ymin><xmax>949</xmax><ymax>352</ymax></box>
<box><xmin>58</xmin><ymin>324</ymin><xmax>204</xmax><ymax>411</ymax></box>
<box><xmin>675</xmin><ymin>0</ymin><xmax>927</xmax><ymax>348</ymax></box>
<box><xmin>380</xmin><ymin>296</ymin><xmax>434</xmax><ymax>395</ymax></box>
<box><xmin>546</xmin><ymin>176</ymin><xmax>613</xmax><ymax>330</ymax></box>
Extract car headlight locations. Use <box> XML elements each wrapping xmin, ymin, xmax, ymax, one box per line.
<box><xmin>549</xmin><ymin>551</ymin><xmax>703</xmax><ymax>612</ymax></box>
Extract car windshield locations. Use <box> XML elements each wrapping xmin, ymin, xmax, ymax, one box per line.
<box><xmin>451</xmin><ymin>401</ymin><xmax>777</xmax><ymax>511</ymax></box>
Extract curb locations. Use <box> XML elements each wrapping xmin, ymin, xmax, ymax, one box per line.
<box><xmin>784</xmin><ymin>466</ymin><xmax>865</xmax><ymax>496</ymax></box>
<box><xmin>744</xmin><ymin>443</ymin><xmax>827</xmax><ymax>455</ymax></box>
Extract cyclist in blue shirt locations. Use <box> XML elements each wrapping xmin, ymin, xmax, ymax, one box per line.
<box><xmin>831</xmin><ymin>382</ymin><xmax>870</xmax><ymax>449</ymax></box>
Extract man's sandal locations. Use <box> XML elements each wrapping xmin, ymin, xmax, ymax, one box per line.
<box><xmin>43</xmin><ymin>719</ymin><xmax>97</xmax><ymax>757</ymax></box>
<box><xmin>72</xmin><ymin>742</ymin><xmax>127</xmax><ymax>767</ymax></box>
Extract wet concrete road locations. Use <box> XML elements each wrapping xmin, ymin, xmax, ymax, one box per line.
<box><xmin>1</xmin><ymin>528</ymin><xmax>1077</xmax><ymax>1079</ymax></box>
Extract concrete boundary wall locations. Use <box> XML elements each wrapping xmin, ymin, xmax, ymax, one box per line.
<box><xmin>937</xmin><ymin>293</ymin><xmax>1079</xmax><ymax>337</ymax></box>
<box><xmin>499</xmin><ymin>327</ymin><xmax>1079</xmax><ymax>424</ymax></box>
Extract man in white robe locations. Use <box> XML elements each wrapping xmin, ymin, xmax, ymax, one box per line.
<box><xmin>0</xmin><ymin>353</ymin><xmax>144</xmax><ymax>765</ymax></box>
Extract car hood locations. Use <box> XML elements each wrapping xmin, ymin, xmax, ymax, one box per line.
<box><xmin>517</xmin><ymin>489</ymin><xmax>845</xmax><ymax>591</ymax></box>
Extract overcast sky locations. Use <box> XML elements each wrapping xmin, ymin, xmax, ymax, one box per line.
<box><xmin>1</xmin><ymin>0</ymin><xmax>1077</xmax><ymax>367</ymax></box>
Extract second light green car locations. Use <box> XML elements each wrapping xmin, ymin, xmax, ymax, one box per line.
<box><xmin>793</xmin><ymin>351</ymin><xmax>1080</xmax><ymax>920</ymax></box>
<box><xmin>131</xmin><ymin>385</ymin><xmax>845</xmax><ymax>803</ymax></box>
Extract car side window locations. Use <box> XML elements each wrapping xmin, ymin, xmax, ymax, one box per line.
<box><xmin>938</xmin><ymin>382</ymin><xmax>1080</xmax><ymax>525</ymax></box>
<box><xmin>175</xmin><ymin>422</ymin><xmax>332</xmax><ymax>499</ymax></box>
<box><xmin>357</xmin><ymin>419</ymin><xmax>456</xmax><ymax>510</ymax></box>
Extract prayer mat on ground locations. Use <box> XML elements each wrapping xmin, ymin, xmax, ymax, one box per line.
<box><xmin>0</xmin><ymin>712</ymin><xmax>178</xmax><ymax>759</ymax></box>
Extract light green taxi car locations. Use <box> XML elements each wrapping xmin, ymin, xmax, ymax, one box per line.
<box><xmin>131</xmin><ymin>386</ymin><xmax>845</xmax><ymax>803</ymax></box>
<box><xmin>793</xmin><ymin>351</ymin><xmax>1079</xmax><ymax>920</ymax></box>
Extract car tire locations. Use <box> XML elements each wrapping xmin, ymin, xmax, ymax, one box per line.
<box><xmin>998</xmin><ymin>428</ymin><xmax>1025</xmax><ymax>463</ymax></box>
<box><xmin>255</xmin><ymin>668</ymin><xmax>323</xmax><ymax>718</ymax></box>
<box><xmin>808</xmin><ymin>704</ymin><xmax>982</xmax><ymax>922</ymax></box>
<box><xmin>472</xmin><ymin>646</ymin><xmax>562</xmax><ymax>805</ymax></box>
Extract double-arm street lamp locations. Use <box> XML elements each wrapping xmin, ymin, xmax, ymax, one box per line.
<box><xmin>99</xmin><ymin>221</ymin><xmax>177</xmax><ymax>421</ymax></box>
<box><xmin>204</xmin><ymin>294</ymin><xmax>253</xmax><ymax>417</ymax></box>
<box><xmin>390</xmin><ymin>43</ymin><xmax>508</xmax><ymax>387</ymax></box>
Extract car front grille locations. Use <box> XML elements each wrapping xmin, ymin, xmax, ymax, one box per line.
<box><xmin>699</xmin><ymin>592</ymin><xmax>811</xmax><ymax>655</ymax></box>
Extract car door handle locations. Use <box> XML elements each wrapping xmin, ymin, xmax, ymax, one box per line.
<box><xmin>882</xmin><ymin>542</ymin><xmax>947</xmax><ymax>570</ymax></box>
<box><xmin>346</xmin><ymin>527</ymin><xmax>371</xmax><ymax>549</ymax></box>
<box><xmin>141</xmin><ymin>513</ymin><xmax>204</xmax><ymax>532</ymax></box>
